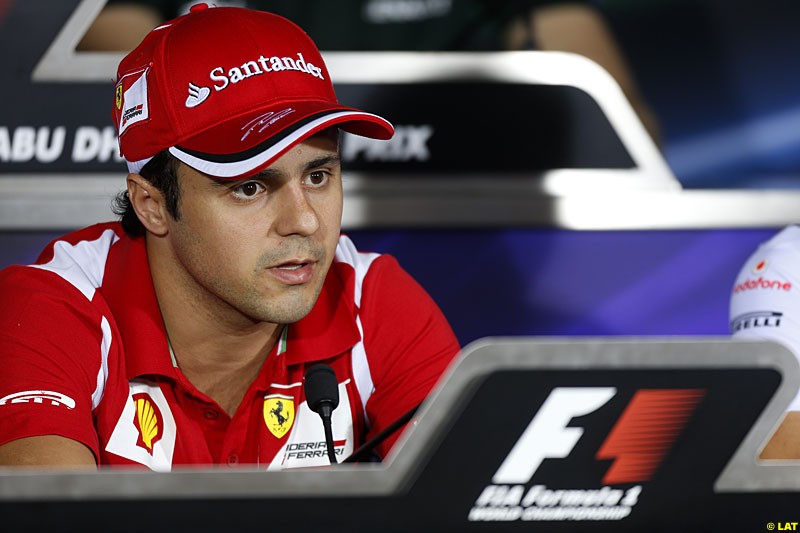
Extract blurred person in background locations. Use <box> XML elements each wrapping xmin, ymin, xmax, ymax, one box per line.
<box><xmin>731</xmin><ymin>225</ymin><xmax>800</xmax><ymax>459</ymax></box>
<box><xmin>79</xmin><ymin>0</ymin><xmax>660</xmax><ymax>143</ymax></box>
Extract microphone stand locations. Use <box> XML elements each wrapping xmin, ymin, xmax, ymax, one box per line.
<box><xmin>342</xmin><ymin>403</ymin><xmax>421</xmax><ymax>463</ymax></box>
<box><xmin>319</xmin><ymin>402</ymin><xmax>337</xmax><ymax>465</ymax></box>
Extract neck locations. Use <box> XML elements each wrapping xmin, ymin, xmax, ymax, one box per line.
<box><xmin>167</xmin><ymin>325</ymin><xmax>282</xmax><ymax>416</ymax></box>
<box><xmin>147</xmin><ymin>235</ymin><xmax>283</xmax><ymax>415</ymax></box>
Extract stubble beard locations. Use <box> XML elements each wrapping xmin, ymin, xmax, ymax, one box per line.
<box><xmin>233</xmin><ymin>242</ymin><xmax>331</xmax><ymax>325</ymax></box>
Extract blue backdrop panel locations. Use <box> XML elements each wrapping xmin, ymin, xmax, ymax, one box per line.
<box><xmin>0</xmin><ymin>228</ymin><xmax>780</xmax><ymax>346</ymax></box>
<box><xmin>348</xmin><ymin>228</ymin><xmax>778</xmax><ymax>344</ymax></box>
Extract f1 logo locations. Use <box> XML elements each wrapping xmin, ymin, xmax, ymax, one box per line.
<box><xmin>493</xmin><ymin>388</ymin><xmax>616</xmax><ymax>484</ymax></box>
<box><xmin>493</xmin><ymin>387</ymin><xmax>704</xmax><ymax>485</ymax></box>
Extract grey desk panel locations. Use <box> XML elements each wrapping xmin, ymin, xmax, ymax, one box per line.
<box><xmin>0</xmin><ymin>337</ymin><xmax>796</xmax><ymax>501</ymax></box>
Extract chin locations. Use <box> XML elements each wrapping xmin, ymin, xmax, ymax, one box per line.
<box><xmin>258</xmin><ymin>295</ymin><xmax>317</xmax><ymax>325</ymax></box>
<box><xmin>242</xmin><ymin>280</ymin><xmax>324</xmax><ymax>324</ymax></box>
<box><xmin>275</xmin><ymin>308</ymin><xmax>314</xmax><ymax>325</ymax></box>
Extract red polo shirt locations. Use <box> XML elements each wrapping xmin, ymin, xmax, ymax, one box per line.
<box><xmin>0</xmin><ymin>222</ymin><xmax>460</xmax><ymax>470</ymax></box>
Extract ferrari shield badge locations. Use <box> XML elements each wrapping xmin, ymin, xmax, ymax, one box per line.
<box><xmin>263</xmin><ymin>395</ymin><xmax>295</xmax><ymax>438</ymax></box>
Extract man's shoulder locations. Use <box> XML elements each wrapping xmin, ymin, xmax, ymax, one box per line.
<box><xmin>0</xmin><ymin>222</ymin><xmax>126</xmax><ymax>303</ymax></box>
<box><xmin>331</xmin><ymin>235</ymin><xmax>407</xmax><ymax>288</ymax></box>
<box><xmin>33</xmin><ymin>222</ymin><xmax>125</xmax><ymax>264</ymax></box>
<box><xmin>762</xmin><ymin>225</ymin><xmax>800</xmax><ymax>253</ymax></box>
<box><xmin>333</xmin><ymin>234</ymin><xmax>403</xmax><ymax>271</ymax></box>
<box><xmin>740</xmin><ymin>225</ymin><xmax>800</xmax><ymax>277</ymax></box>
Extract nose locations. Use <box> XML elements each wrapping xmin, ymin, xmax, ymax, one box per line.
<box><xmin>273</xmin><ymin>182</ymin><xmax>320</xmax><ymax>237</ymax></box>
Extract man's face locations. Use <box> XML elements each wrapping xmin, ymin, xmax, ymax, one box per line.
<box><xmin>163</xmin><ymin>131</ymin><xmax>343</xmax><ymax>326</ymax></box>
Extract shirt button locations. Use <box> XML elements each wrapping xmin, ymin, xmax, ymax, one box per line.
<box><xmin>227</xmin><ymin>453</ymin><xmax>239</xmax><ymax>465</ymax></box>
<box><xmin>203</xmin><ymin>409</ymin><xmax>219</xmax><ymax>420</ymax></box>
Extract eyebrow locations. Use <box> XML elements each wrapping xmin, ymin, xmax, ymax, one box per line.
<box><xmin>302</xmin><ymin>155</ymin><xmax>342</xmax><ymax>174</ymax></box>
<box><xmin>209</xmin><ymin>155</ymin><xmax>341</xmax><ymax>186</ymax></box>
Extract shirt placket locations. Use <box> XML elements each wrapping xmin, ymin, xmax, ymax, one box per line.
<box><xmin>220</xmin><ymin>327</ymin><xmax>293</xmax><ymax>467</ymax></box>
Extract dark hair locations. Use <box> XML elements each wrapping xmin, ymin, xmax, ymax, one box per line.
<box><xmin>112</xmin><ymin>150</ymin><xmax>182</xmax><ymax>237</ymax></box>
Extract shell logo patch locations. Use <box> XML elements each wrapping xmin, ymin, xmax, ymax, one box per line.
<box><xmin>133</xmin><ymin>393</ymin><xmax>163</xmax><ymax>455</ymax></box>
<box><xmin>263</xmin><ymin>395</ymin><xmax>295</xmax><ymax>438</ymax></box>
<box><xmin>106</xmin><ymin>379</ymin><xmax>176</xmax><ymax>470</ymax></box>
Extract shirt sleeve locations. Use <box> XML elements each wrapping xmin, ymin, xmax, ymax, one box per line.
<box><xmin>358</xmin><ymin>255</ymin><xmax>461</xmax><ymax>459</ymax></box>
<box><xmin>730</xmin><ymin>229</ymin><xmax>800</xmax><ymax>411</ymax></box>
<box><xmin>0</xmin><ymin>266</ymin><xmax>104</xmax><ymax>458</ymax></box>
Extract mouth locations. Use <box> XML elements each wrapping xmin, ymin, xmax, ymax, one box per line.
<box><xmin>275</xmin><ymin>262</ymin><xmax>307</xmax><ymax>271</ymax></box>
<box><xmin>267</xmin><ymin>259</ymin><xmax>316</xmax><ymax>285</ymax></box>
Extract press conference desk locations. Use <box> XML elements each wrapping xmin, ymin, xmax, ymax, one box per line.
<box><xmin>1</xmin><ymin>337</ymin><xmax>799</xmax><ymax>532</ymax></box>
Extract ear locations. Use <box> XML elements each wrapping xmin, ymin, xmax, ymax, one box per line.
<box><xmin>126</xmin><ymin>173</ymin><xmax>169</xmax><ymax>237</ymax></box>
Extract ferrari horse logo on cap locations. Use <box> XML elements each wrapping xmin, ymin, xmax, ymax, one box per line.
<box><xmin>115</xmin><ymin>67</ymin><xmax>150</xmax><ymax>135</ymax></box>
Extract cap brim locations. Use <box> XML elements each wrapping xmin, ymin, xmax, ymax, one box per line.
<box><xmin>168</xmin><ymin>103</ymin><xmax>393</xmax><ymax>179</ymax></box>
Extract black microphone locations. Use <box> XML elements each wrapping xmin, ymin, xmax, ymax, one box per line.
<box><xmin>303</xmin><ymin>363</ymin><xmax>340</xmax><ymax>465</ymax></box>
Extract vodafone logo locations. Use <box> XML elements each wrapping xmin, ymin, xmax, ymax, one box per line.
<box><xmin>733</xmin><ymin>276</ymin><xmax>791</xmax><ymax>294</ymax></box>
<box><xmin>470</xmin><ymin>386</ymin><xmax>704</xmax><ymax>523</ymax></box>
<box><xmin>753</xmin><ymin>259</ymin><xmax>768</xmax><ymax>274</ymax></box>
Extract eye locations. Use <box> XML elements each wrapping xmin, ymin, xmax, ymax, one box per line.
<box><xmin>304</xmin><ymin>170</ymin><xmax>329</xmax><ymax>188</ymax></box>
<box><xmin>231</xmin><ymin>181</ymin><xmax>266</xmax><ymax>200</ymax></box>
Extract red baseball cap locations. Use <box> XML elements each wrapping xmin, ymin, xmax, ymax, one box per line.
<box><xmin>113</xmin><ymin>4</ymin><xmax>393</xmax><ymax>179</ymax></box>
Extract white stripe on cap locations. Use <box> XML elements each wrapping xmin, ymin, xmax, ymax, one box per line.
<box><xmin>169</xmin><ymin>111</ymin><xmax>389</xmax><ymax>178</ymax></box>
<box><xmin>126</xmin><ymin>156</ymin><xmax>152</xmax><ymax>175</ymax></box>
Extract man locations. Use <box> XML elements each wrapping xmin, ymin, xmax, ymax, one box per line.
<box><xmin>0</xmin><ymin>5</ymin><xmax>460</xmax><ymax>469</ymax></box>
<box><xmin>730</xmin><ymin>225</ymin><xmax>800</xmax><ymax>459</ymax></box>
